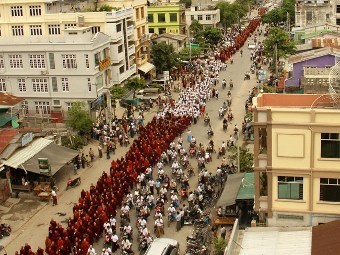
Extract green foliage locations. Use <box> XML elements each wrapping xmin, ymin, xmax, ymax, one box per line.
<box><xmin>217</xmin><ymin>1</ymin><xmax>249</xmax><ymax>29</ymax></box>
<box><xmin>213</xmin><ymin>237</ymin><xmax>227</xmax><ymax>255</ymax></box>
<box><xmin>61</xmin><ymin>135</ymin><xmax>87</xmax><ymax>150</ymax></box>
<box><xmin>126</xmin><ymin>77</ymin><xmax>146</xmax><ymax>95</ymax></box>
<box><xmin>110</xmin><ymin>86</ymin><xmax>126</xmax><ymax>100</ymax></box>
<box><xmin>178</xmin><ymin>47</ymin><xmax>202</xmax><ymax>61</ymax></box>
<box><xmin>190</xmin><ymin>20</ymin><xmax>203</xmax><ymax>38</ymax></box>
<box><xmin>202</xmin><ymin>27</ymin><xmax>222</xmax><ymax>45</ymax></box>
<box><xmin>99</xmin><ymin>4</ymin><xmax>114</xmax><ymax>11</ymax></box>
<box><xmin>150</xmin><ymin>83</ymin><xmax>163</xmax><ymax>90</ymax></box>
<box><xmin>262</xmin><ymin>84</ymin><xmax>276</xmax><ymax>93</ymax></box>
<box><xmin>179</xmin><ymin>0</ymin><xmax>192</xmax><ymax>8</ymax></box>
<box><xmin>263</xmin><ymin>27</ymin><xmax>296</xmax><ymax>59</ymax></box>
<box><xmin>151</xmin><ymin>42</ymin><xmax>178</xmax><ymax>73</ymax></box>
<box><xmin>67</xmin><ymin>102</ymin><xmax>93</xmax><ymax>136</ymax></box>
<box><xmin>227</xmin><ymin>146</ymin><xmax>254</xmax><ymax>172</ymax></box>
<box><xmin>262</xmin><ymin>0</ymin><xmax>294</xmax><ymax>25</ymax></box>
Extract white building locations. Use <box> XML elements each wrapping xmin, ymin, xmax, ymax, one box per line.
<box><xmin>0</xmin><ymin>0</ymin><xmax>136</xmax><ymax>113</ymax></box>
<box><xmin>185</xmin><ymin>5</ymin><xmax>220</xmax><ymax>28</ymax></box>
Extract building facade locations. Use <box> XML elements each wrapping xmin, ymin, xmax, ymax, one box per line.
<box><xmin>0</xmin><ymin>0</ymin><xmax>136</xmax><ymax>112</ymax></box>
<box><xmin>253</xmin><ymin>93</ymin><xmax>340</xmax><ymax>227</ymax></box>
<box><xmin>147</xmin><ymin>3</ymin><xmax>186</xmax><ymax>35</ymax></box>
<box><xmin>185</xmin><ymin>5</ymin><xmax>220</xmax><ymax>28</ymax></box>
<box><xmin>99</xmin><ymin>0</ymin><xmax>155</xmax><ymax>79</ymax></box>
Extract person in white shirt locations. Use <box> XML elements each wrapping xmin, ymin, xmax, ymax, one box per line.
<box><xmin>87</xmin><ymin>245</ymin><xmax>96</xmax><ymax>255</ymax></box>
<box><xmin>121</xmin><ymin>237</ymin><xmax>132</xmax><ymax>252</ymax></box>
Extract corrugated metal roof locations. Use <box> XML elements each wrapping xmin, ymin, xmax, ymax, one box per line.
<box><xmin>2</xmin><ymin>138</ymin><xmax>53</xmax><ymax>169</ymax></box>
<box><xmin>240</xmin><ymin>228</ymin><xmax>311</xmax><ymax>255</ymax></box>
<box><xmin>236</xmin><ymin>172</ymin><xmax>254</xmax><ymax>200</ymax></box>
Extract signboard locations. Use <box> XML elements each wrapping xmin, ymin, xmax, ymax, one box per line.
<box><xmin>38</xmin><ymin>158</ymin><xmax>51</xmax><ymax>176</ymax></box>
<box><xmin>99</xmin><ymin>57</ymin><xmax>111</xmax><ymax>71</ymax></box>
<box><xmin>258</xmin><ymin>70</ymin><xmax>266</xmax><ymax>82</ymax></box>
<box><xmin>21</xmin><ymin>133</ymin><xmax>33</xmax><ymax>146</ymax></box>
<box><xmin>163</xmin><ymin>71</ymin><xmax>170</xmax><ymax>81</ymax></box>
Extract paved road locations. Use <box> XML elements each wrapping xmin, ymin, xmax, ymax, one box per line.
<box><xmin>1</xmin><ymin>21</ymin><xmax>265</xmax><ymax>255</ymax></box>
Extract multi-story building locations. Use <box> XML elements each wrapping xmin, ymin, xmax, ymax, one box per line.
<box><xmin>147</xmin><ymin>3</ymin><xmax>186</xmax><ymax>35</ymax></box>
<box><xmin>0</xmin><ymin>0</ymin><xmax>136</xmax><ymax>112</ymax></box>
<box><xmin>185</xmin><ymin>5</ymin><xmax>220</xmax><ymax>28</ymax></box>
<box><xmin>253</xmin><ymin>93</ymin><xmax>340</xmax><ymax>227</ymax></box>
<box><xmin>295</xmin><ymin>0</ymin><xmax>334</xmax><ymax>27</ymax></box>
<box><xmin>99</xmin><ymin>0</ymin><xmax>155</xmax><ymax>79</ymax></box>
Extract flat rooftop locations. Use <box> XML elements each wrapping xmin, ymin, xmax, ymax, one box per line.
<box><xmin>255</xmin><ymin>93</ymin><xmax>335</xmax><ymax>108</ymax></box>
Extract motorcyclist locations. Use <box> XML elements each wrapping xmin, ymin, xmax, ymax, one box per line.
<box><xmin>227</xmin><ymin>90</ymin><xmax>231</xmax><ymax>97</ymax></box>
<box><xmin>229</xmin><ymin>79</ymin><xmax>233</xmax><ymax>88</ymax></box>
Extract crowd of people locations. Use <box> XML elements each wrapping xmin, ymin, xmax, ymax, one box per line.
<box><xmin>15</xmin><ymin>13</ymin><xmax>264</xmax><ymax>255</ymax></box>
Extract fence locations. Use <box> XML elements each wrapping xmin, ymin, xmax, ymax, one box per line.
<box><xmin>224</xmin><ymin>219</ymin><xmax>240</xmax><ymax>255</ymax></box>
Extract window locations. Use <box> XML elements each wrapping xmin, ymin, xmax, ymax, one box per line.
<box><xmin>51</xmin><ymin>77</ymin><xmax>58</xmax><ymax>92</ymax></box>
<box><xmin>11</xmin><ymin>6</ymin><xmax>23</xmax><ymax>17</ymax></box>
<box><xmin>91</xmin><ymin>26</ymin><xmax>101</xmax><ymax>34</ymax></box>
<box><xmin>136</xmin><ymin>8</ymin><xmax>140</xmax><ymax>20</ymax></box>
<box><xmin>0</xmin><ymin>79</ymin><xmax>6</xmax><ymax>92</ymax></box>
<box><xmin>337</xmin><ymin>5</ymin><xmax>340</xmax><ymax>13</ymax></box>
<box><xmin>149</xmin><ymin>28</ymin><xmax>154</xmax><ymax>33</ymax></box>
<box><xmin>49</xmin><ymin>53</ymin><xmax>55</xmax><ymax>69</ymax></box>
<box><xmin>158</xmin><ymin>13</ymin><xmax>165</xmax><ymax>22</ymax></box>
<box><xmin>94</xmin><ymin>52</ymin><xmax>100</xmax><ymax>67</ymax></box>
<box><xmin>141</xmin><ymin>7</ymin><xmax>145</xmax><ymax>19</ymax></box>
<box><xmin>30</xmin><ymin>25</ymin><xmax>42</xmax><ymax>36</ymax></box>
<box><xmin>148</xmin><ymin>14</ymin><xmax>154</xmax><ymax>22</ymax></box>
<box><xmin>170</xmin><ymin>13</ymin><xmax>177</xmax><ymax>22</ymax></box>
<box><xmin>35</xmin><ymin>101</ymin><xmax>50</xmax><ymax>114</ymax></box>
<box><xmin>118</xmin><ymin>45</ymin><xmax>123</xmax><ymax>53</ymax></box>
<box><xmin>32</xmin><ymin>78</ymin><xmax>48</xmax><ymax>92</ymax></box>
<box><xmin>64</xmin><ymin>23</ymin><xmax>76</xmax><ymax>29</ymax></box>
<box><xmin>116</xmin><ymin>23</ymin><xmax>122</xmax><ymax>32</ymax></box>
<box><xmin>12</xmin><ymin>25</ymin><xmax>24</xmax><ymax>36</ymax></box>
<box><xmin>18</xmin><ymin>78</ymin><xmax>26</xmax><ymax>92</ymax></box>
<box><xmin>321</xmin><ymin>133</ymin><xmax>340</xmax><ymax>158</ymax></box>
<box><xmin>278</xmin><ymin>176</ymin><xmax>303</xmax><ymax>200</ymax></box>
<box><xmin>320</xmin><ymin>178</ymin><xmax>340</xmax><ymax>202</ymax></box>
<box><xmin>198</xmin><ymin>15</ymin><xmax>203</xmax><ymax>21</ymax></box>
<box><xmin>85</xmin><ymin>54</ymin><xmax>89</xmax><ymax>68</ymax></box>
<box><xmin>61</xmin><ymin>78</ymin><xmax>69</xmax><ymax>92</ymax></box>
<box><xmin>66</xmin><ymin>102</ymin><xmax>74</xmax><ymax>111</ymax></box>
<box><xmin>0</xmin><ymin>56</ymin><xmax>4</xmax><ymax>69</ymax></box>
<box><xmin>337</xmin><ymin>19</ymin><xmax>340</xmax><ymax>26</ymax></box>
<box><xmin>9</xmin><ymin>55</ymin><xmax>23</xmax><ymax>69</ymax></box>
<box><xmin>206</xmin><ymin>15</ymin><xmax>211</xmax><ymax>20</ymax></box>
<box><xmin>119</xmin><ymin>66</ymin><xmax>125</xmax><ymax>74</ymax></box>
<box><xmin>62</xmin><ymin>54</ymin><xmax>77</xmax><ymax>69</ymax></box>
<box><xmin>159</xmin><ymin>28</ymin><xmax>166</xmax><ymax>34</ymax></box>
<box><xmin>29</xmin><ymin>5</ymin><xmax>41</xmax><ymax>16</ymax></box>
<box><xmin>87</xmin><ymin>78</ymin><xmax>92</xmax><ymax>91</ymax></box>
<box><xmin>29</xmin><ymin>54</ymin><xmax>46</xmax><ymax>69</ymax></box>
<box><xmin>191</xmin><ymin>15</ymin><xmax>194</xmax><ymax>20</ymax></box>
<box><xmin>48</xmin><ymin>24</ymin><xmax>60</xmax><ymax>35</ymax></box>
<box><xmin>22</xmin><ymin>100</ymin><xmax>28</xmax><ymax>114</ymax></box>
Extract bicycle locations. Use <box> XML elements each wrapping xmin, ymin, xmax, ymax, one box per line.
<box><xmin>86</xmin><ymin>160</ymin><xmax>93</xmax><ymax>168</ymax></box>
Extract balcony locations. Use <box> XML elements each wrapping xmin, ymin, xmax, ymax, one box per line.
<box><xmin>136</xmin><ymin>54</ymin><xmax>147</xmax><ymax>66</ymax></box>
<box><xmin>105</xmin><ymin>8</ymin><xmax>133</xmax><ymax>21</ymax></box>
<box><xmin>128</xmin><ymin>45</ymin><xmax>135</xmax><ymax>56</ymax></box>
<box><xmin>127</xmin><ymin>25</ymin><xmax>134</xmax><ymax>35</ymax></box>
<box><xmin>303</xmin><ymin>66</ymin><xmax>331</xmax><ymax>78</ymax></box>
<box><xmin>129</xmin><ymin>64</ymin><xmax>137</xmax><ymax>75</ymax></box>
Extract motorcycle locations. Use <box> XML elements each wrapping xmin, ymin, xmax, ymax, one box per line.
<box><xmin>207</xmin><ymin>129</ymin><xmax>214</xmax><ymax>138</ymax></box>
<box><xmin>66</xmin><ymin>177</ymin><xmax>81</xmax><ymax>190</ymax></box>
<box><xmin>244</xmin><ymin>72</ymin><xmax>250</xmax><ymax>80</ymax></box>
<box><xmin>222</xmin><ymin>81</ymin><xmax>226</xmax><ymax>89</ymax></box>
<box><xmin>229</xmin><ymin>81</ymin><xmax>233</xmax><ymax>89</ymax></box>
<box><xmin>223</xmin><ymin>122</ymin><xmax>228</xmax><ymax>132</ymax></box>
<box><xmin>204</xmin><ymin>117</ymin><xmax>210</xmax><ymax>126</ymax></box>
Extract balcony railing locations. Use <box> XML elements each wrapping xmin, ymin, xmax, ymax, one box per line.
<box><xmin>303</xmin><ymin>66</ymin><xmax>332</xmax><ymax>76</ymax></box>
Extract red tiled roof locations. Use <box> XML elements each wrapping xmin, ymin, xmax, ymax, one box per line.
<box><xmin>0</xmin><ymin>92</ymin><xmax>23</xmax><ymax>107</ymax></box>
<box><xmin>0</xmin><ymin>129</ymin><xmax>19</xmax><ymax>154</ymax></box>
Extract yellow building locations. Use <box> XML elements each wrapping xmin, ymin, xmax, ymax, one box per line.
<box><xmin>253</xmin><ymin>93</ymin><xmax>340</xmax><ymax>226</ymax></box>
<box><xmin>99</xmin><ymin>0</ymin><xmax>155</xmax><ymax>79</ymax></box>
<box><xmin>147</xmin><ymin>3</ymin><xmax>186</xmax><ymax>35</ymax></box>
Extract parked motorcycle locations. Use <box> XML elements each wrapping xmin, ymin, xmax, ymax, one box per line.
<box><xmin>66</xmin><ymin>177</ymin><xmax>81</xmax><ymax>190</ymax></box>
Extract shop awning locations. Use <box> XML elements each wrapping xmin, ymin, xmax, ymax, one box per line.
<box><xmin>236</xmin><ymin>172</ymin><xmax>254</xmax><ymax>200</ymax></box>
<box><xmin>2</xmin><ymin>138</ymin><xmax>78</xmax><ymax>176</ymax></box>
<box><xmin>216</xmin><ymin>173</ymin><xmax>245</xmax><ymax>207</ymax></box>
<box><xmin>138</xmin><ymin>62</ymin><xmax>155</xmax><ymax>73</ymax></box>
<box><xmin>23</xmin><ymin>143</ymin><xmax>78</xmax><ymax>176</ymax></box>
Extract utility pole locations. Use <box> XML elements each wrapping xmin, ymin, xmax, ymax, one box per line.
<box><xmin>274</xmin><ymin>43</ymin><xmax>278</xmax><ymax>91</ymax></box>
<box><xmin>237</xmin><ymin>146</ymin><xmax>240</xmax><ymax>173</ymax></box>
<box><xmin>286</xmin><ymin>12</ymin><xmax>290</xmax><ymax>31</ymax></box>
<box><xmin>188</xmin><ymin>27</ymin><xmax>192</xmax><ymax>62</ymax></box>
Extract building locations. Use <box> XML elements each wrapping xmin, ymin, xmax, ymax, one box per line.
<box><xmin>0</xmin><ymin>0</ymin><xmax>136</xmax><ymax>112</ymax></box>
<box><xmin>185</xmin><ymin>5</ymin><xmax>220</xmax><ymax>29</ymax></box>
<box><xmin>98</xmin><ymin>0</ymin><xmax>155</xmax><ymax>80</ymax></box>
<box><xmin>295</xmin><ymin>0</ymin><xmax>334</xmax><ymax>28</ymax></box>
<box><xmin>292</xmin><ymin>23</ymin><xmax>340</xmax><ymax>43</ymax></box>
<box><xmin>253</xmin><ymin>93</ymin><xmax>340</xmax><ymax>227</ymax></box>
<box><xmin>147</xmin><ymin>3</ymin><xmax>186</xmax><ymax>35</ymax></box>
<box><xmin>285</xmin><ymin>47</ymin><xmax>340</xmax><ymax>93</ymax></box>
<box><xmin>151</xmin><ymin>33</ymin><xmax>187</xmax><ymax>52</ymax></box>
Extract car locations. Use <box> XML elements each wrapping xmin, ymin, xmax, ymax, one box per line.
<box><xmin>144</xmin><ymin>238</ymin><xmax>179</xmax><ymax>255</ymax></box>
<box><xmin>248</xmin><ymin>43</ymin><xmax>256</xmax><ymax>49</ymax></box>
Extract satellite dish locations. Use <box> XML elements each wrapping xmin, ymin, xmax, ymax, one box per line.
<box><xmin>328</xmin><ymin>61</ymin><xmax>340</xmax><ymax>106</ymax></box>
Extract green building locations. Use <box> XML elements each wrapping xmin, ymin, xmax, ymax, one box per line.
<box><xmin>147</xmin><ymin>3</ymin><xmax>186</xmax><ymax>35</ymax></box>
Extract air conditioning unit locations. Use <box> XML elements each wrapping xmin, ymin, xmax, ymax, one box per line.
<box><xmin>78</xmin><ymin>15</ymin><xmax>85</xmax><ymax>27</ymax></box>
<box><xmin>53</xmin><ymin>100</ymin><xmax>61</xmax><ymax>107</ymax></box>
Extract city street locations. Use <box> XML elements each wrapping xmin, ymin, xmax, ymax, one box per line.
<box><xmin>0</xmin><ymin>20</ymin><xmax>265</xmax><ymax>255</ymax></box>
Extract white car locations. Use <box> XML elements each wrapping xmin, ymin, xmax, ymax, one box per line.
<box><xmin>248</xmin><ymin>43</ymin><xmax>256</xmax><ymax>49</ymax></box>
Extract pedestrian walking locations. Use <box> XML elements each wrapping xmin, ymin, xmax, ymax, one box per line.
<box><xmin>106</xmin><ymin>144</ymin><xmax>111</xmax><ymax>160</ymax></box>
<box><xmin>186</xmin><ymin>129</ymin><xmax>192</xmax><ymax>143</ymax></box>
<box><xmin>98</xmin><ymin>145</ymin><xmax>103</xmax><ymax>158</ymax></box>
<box><xmin>220</xmin><ymin>225</ymin><xmax>227</xmax><ymax>240</ymax></box>
<box><xmin>73</xmin><ymin>161</ymin><xmax>78</xmax><ymax>175</ymax></box>
<box><xmin>81</xmin><ymin>153</ymin><xmax>86</xmax><ymax>169</ymax></box>
<box><xmin>89</xmin><ymin>148</ymin><xmax>95</xmax><ymax>162</ymax></box>
<box><xmin>180</xmin><ymin>208</ymin><xmax>185</xmax><ymax>227</ymax></box>
<box><xmin>51</xmin><ymin>188</ymin><xmax>57</xmax><ymax>206</ymax></box>
<box><xmin>155</xmin><ymin>179</ymin><xmax>161</xmax><ymax>195</ymax></box>
<box><xmin>216</xmin><ymin>89</ymin><xmax>219</xmax><ymax>100</ymax></box>
<box><xmin>176</xmin><ymin>211</ymin><xmax>182</xmax><ymax>231</ymax></box>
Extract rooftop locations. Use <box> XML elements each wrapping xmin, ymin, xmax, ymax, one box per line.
<box><xmin>288</xmin><ymin>47</ymin><xmax>340</xmax><ymax>64</ymax></box>
<box><xmin>255</xmin><ymin>93</ymin><xmax>335</xmax><ymax>108</ymax></box>
<box><xmin>0</xmin><ymin>93</ymin><xmax>23</xmax><ymax>108</ymax></box>
<box><xmin>0</xmin><ymin>129</ymin><xmax>19</xmax><ymax>155</ymax></box>
<box><xmin>154</xmin><ymin>33</ymin><xmax>187</xmax><ymax>41</ymax></box>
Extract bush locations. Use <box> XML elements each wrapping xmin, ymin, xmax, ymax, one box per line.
<box><xmin>213</xmin><ymin>237</ymin><xmax>227</xmax><ymax>255</ymax></box>
<box><xmin>61</xmin><ymin>135</ymin><xmax>87</xmax><ymax>150</ymax></box>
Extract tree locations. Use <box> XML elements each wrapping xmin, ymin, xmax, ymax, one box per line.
<box><xmin>202</xmin><ymin>27</ymin><xmax>222</xmax><ymax>45</ymax></box>
<box><xmin>227</xmin><ymin>146</ymin><xmax>254</xmax><ymax>172</ymax></box>
<box><xmin>190</xmin><ymin>20</ymin><xmax>203</xmax><ymax>38</ymax></box>
<box><xmin>178</xmin><ymin>47</ymin><xmax>202</xmax><ymax>61</ymax></box>
<box><xmin>99</xmin><ymin>4</ymin><xmax>114</xmax><ymax>11</ymax></box>
<box><xmin>67</xmin><ymin>102</ymin><xmax>93</xmax><ymax>136</ymax></box>
<box><xmin>263</xmin><ymin>27</ymin><xmax>296</xmax><ymax>60</ymax></box>
<box><xmin>179</xmin><ymin>0</ymin><xmax>191</xmax><ymax>8</ymax></box>
<box><xmin>125</xmin><ymin>77</ymin><xmax>146</xmax><ymax>97</ymax></box>
<box><xmin>151</xmin><ymin>42</ymin><xmax>178</xmax><ymax>73</ymax></box>
<box><xmin>261</xmin><ymin>8</ymin><xmax>285</xmax><ymax>25</ymax></box>
<box><xmin>110</xmin><ymin>86</ymin><xmax>126</xmax><ymax>108</ymax></box>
